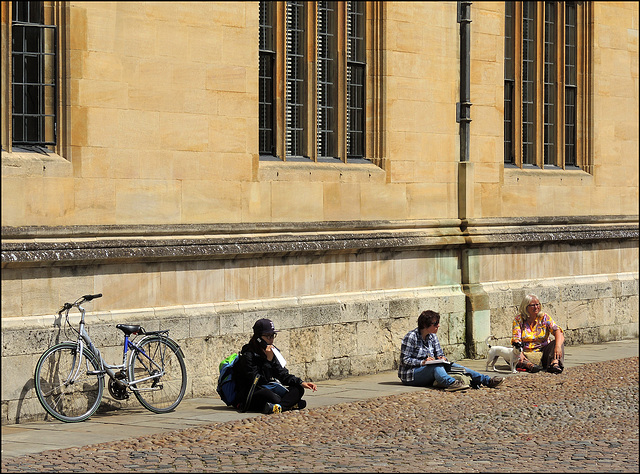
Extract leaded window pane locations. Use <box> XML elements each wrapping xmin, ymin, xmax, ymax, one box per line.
<box><xmin>522</xmin><ymin>2</ymin><xmax>536</xmax><ymax>165</ymax></box>
<box><xmin>286</xmin><ymin>1</ymin><xmax>305</xmax><ymax>158</ymax></box>
<box><xmin>347</xmin><ymin>1</ymin><xmax>365</xmax><ymax>159</ymax></box>
<box><xmin>544</xmin><ymin>2</ymin><xmax>556</xmax><ymax>165</ymax></box>
<box><xmin>11</xmin><ymin>1</ymin><xmax>57</xmax><ymax>148</ymax></box>
<box><xmin>317</xmin><ymin>1</ymin><xmax>337</xmax><ymax>159</ymax></box>
<box><xmin>259</xmin><ymin>1</ymin><xmax>276</xmax><ymax>156</ymax></box>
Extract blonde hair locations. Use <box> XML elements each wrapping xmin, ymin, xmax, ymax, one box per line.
<box><xmin>518</xmin><ymin>294</ymin><xmax>540</xmax><ymax>318</ymax></box>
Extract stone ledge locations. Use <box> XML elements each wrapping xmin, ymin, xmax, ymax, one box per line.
<box><xmin>1</xmin><ymin>227</ymin><xmax>465</xmax><ymax>268</ymax></box>
<box><xmin>3</xmin><ymin>215</ymin><xmax>636</xmax><ymax>239</ymax></box>
<box><xmin>3</xmin><ymin>217</ymin><xmax>637</xmax><ymax>268</ymax></box>
<box><xmin>462</xmin><ymin>222</ymin><xmax>638</xmax><ymax>248</ymax></box>
<box><xmin>0</xmin><ymin>219</ymin><xmax>461</xmax><ymax>238</ymax></box>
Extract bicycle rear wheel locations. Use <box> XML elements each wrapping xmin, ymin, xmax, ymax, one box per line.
<box><xmin>34</xmin><ymin>342</ymin><xmax>104</xmax><ymax>422</ymax></box>
<box><xmin>129</xmin><ymin>336</ymin><xmax>187</xmax><ymax>413</ymax></box>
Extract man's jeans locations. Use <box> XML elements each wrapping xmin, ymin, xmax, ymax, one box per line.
<box><xmin>404</xmin><ymin>362</ymin><xmax>490</xmax><ymax>388</ymax></box>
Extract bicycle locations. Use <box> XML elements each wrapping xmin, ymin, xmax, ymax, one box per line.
<box><xmin>34</xmin><ymin>294</ymin><xmax>187</xmax><ymax>422</ymax></box>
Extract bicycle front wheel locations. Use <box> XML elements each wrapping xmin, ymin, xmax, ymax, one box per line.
<box><xmin>34</xmin><ymin>342</ymin><xmax>104</xmax><ymax>422</ymax></box>
<box><xmin>129</xmin><ymin>336</ymin><xmax>187</xmax><ymax>413</ymax></box>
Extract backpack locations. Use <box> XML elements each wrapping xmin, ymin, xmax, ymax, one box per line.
<box><xmin>217</xmin><ymin>353</ymin><xmax>240</xmax><ymax>406</ymax></box>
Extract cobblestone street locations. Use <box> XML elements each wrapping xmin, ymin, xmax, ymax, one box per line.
<box><xmin>2</xmin><ymin>357</ymin><xmax>638</xmax><ymax>473</ymax></box>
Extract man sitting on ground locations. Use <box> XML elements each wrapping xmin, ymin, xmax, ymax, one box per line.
<box><xmin>398</xmin><ymin>310</ymin><xmax>504</xmax><ymax>391</ymax></box>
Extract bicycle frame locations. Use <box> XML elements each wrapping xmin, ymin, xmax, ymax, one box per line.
<box><xmin>65</xmin><ymin>303</ymin><xmax>166</xmax><ymax>392</ymax></box>
<box><xmin>123</xmin><ymin>334</ymin><xmax>168</xmax><ymax>391</ymax></box>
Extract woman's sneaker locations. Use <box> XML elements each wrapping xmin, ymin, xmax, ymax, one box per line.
<box><xmin>444</xmin><ymin>380</ymin><xmax>469</xmax><ymax>392</ymax></box>
<box><xmin>291</xmin><ymin>400</ymin><xmax>307</xmax><ymax>410</ymax></box>
<box><xmin>263</xmin><ymin>403</ymin><xmax>282</xmax><ymax>414</ymax></box>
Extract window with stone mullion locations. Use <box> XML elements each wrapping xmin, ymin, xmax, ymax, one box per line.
<box><xmin>521</xmin><ymin>1</ymin><xmax>536</xmax><ymax>166</ymax></box>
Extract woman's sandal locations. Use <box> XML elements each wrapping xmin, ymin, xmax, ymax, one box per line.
<box><xmin>516</xmin><ymin>359</ymin><xmax>543</xmax><ymax>373</ymax></box>
<box><xmin>548</xmin><ymin>361</ymin><xmax>563</xmax><ymax>374</ymax></box>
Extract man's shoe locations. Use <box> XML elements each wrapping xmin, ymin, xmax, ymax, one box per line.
<box><xmin>444</xmin><ymin>380</ymin><xmax>469</xmax><ymax>392</ymax></box>
<box><xmin>263</xmin><ymin>402</ymin><xmax>282</xmax><ymax>414</ymax></box>
<box><xmin>487</xmin><ymin>376</ymin><xmax>504</xmax><ymax>388</ymax></box>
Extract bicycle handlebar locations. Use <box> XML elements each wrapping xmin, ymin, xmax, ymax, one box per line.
<box><xmin>58</xmin><ymin>294</ymin><xmax>103</xmax><ymax>314</ymax></box>
<box><xmin>82</xmin><ymin>293</ymin><xmax>103</xmax><ymax>301</ymax></box>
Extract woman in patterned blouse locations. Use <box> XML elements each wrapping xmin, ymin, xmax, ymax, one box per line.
<box><xmin>511</xmin><ymin>294</ymin><xmax>565</xmax><ymax>374</ymax></box>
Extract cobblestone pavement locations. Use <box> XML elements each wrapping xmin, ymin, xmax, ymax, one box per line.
<box><xmin>2</xmin><ymin>357</ymin><xmax>638</xmax><ymax>473</ymax></box>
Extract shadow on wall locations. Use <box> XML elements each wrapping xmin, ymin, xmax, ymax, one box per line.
<box><xmin>15</xmin><ymin>378</ymin><xmax>34</xmax><ymax>424</ymax></box>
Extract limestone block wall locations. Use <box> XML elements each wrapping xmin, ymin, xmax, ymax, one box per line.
<box><xmin>484</xmin><ymin>273</ymin><xmax>639</xmax><ymax>348</ymax></box>
<box><xmin>4</xmin><ymin>2</ymin><xmax>636</xmax><ymax>230</ymax></box>
<box><xmin>469</xmin><ymin>1</ymin><xmax>639</xmax><ymax>218</ymax></box>
<box><xmin>461</xmin><ymin>218</ymin><xmax>639</xmax><ymax>356</ymax></box>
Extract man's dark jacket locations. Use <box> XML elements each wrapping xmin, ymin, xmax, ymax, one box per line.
<box><xmin>233</xmin><ymin>340</ymin><xmax>303</xmax><ymax>407</ymax></box>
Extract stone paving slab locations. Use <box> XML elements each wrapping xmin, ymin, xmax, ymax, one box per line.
<box><xmin>2</xmin><ymin>338</ymin><xmax>638</xmax><ymax>460</ymax></box>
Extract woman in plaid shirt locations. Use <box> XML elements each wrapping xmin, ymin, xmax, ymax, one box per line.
<box><xmin>398</xmin><ymin>310</ymin><xmax>504</xmax><ymax>392</ymax></box>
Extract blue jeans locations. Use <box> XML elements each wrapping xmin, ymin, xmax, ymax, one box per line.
<box><xmin>405</xmin><ymin>362</ymin><xmax>491</xmax><ymax>388</ymax></box>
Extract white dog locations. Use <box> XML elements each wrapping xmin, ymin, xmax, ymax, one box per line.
<box><xmin>485</xmin><ymin>335</ymin><xmax>523</xmax><ymax>374</ymax></box>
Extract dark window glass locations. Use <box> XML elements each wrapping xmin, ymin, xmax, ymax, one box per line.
<box><xmin>317</xmin><ymin>1</ymin><xmax>337</xmax><ymax>159</ymax></box>
<box><xmin>11</xmin><ymin>1</ymin><xmax>57</xmax><ymax>148</ymax></box>
<box><xmin>259</xmin><ymin>1</ymin><xmax>276</xmax><ymax>157</ymax></box>
<box><xmin>347</xmin><ymin>1</ymin><xmax>365</xmax><ymax>159</ymax></box>
<box><xmin>286</xmin><ymin>1</ymin><xmax>305</xmax><ymax>158</ymax></box>
<box><xmin>504</xmin><ymin>1</ymin><xmax>515</xmax><ymax>164</ymax></box>
<box><xmin>522</xmin><ymin>1</ymin><xmax>536</xmax><ymax>165</ymax></box>
<box><xmin>565</xmin><ymin>2</ymin><xmax>577</xmax><ymax>166</ymax></box>
<box><xmin>543</xmin><ymin>2</ymin><xmax>556</xmax><ymax>165</ymax></box>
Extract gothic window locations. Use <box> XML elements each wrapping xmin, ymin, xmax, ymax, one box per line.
<box><xmin>504</xmin><ymin>1</ymin><xmax>591</xmax><ymax>171</ymax></box>
<box><xmin>258</xmin><ymin>1</ymin><xmax>382</xmax><ymax>165</ymax></box>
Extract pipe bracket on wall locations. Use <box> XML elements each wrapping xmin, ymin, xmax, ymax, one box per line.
<box><xmin>457</xmin><ymin>1</ymin><xmax>472</xmax><ymax>23</ymax></box>
<box><xmin>456</xmin><ymin>102</ymin><xmax>472</xmax><ymax>124</ymax></box>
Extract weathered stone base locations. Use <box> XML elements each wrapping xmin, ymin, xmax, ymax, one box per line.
<box><xmin>2</xmin><ymin>273</ymin><xmax>637</xmax><ymax>425</ymax></box>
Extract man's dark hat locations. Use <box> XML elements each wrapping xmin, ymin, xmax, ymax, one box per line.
<box><xmin>253</xmin><ymin>318</ymin><xmax>277</xmax><ymax>335</ymax></box>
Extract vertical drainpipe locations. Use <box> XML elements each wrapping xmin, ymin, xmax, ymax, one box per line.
<box><xmin>457</xmin><ymin>1</ymin><xmax>481</xmax><ymax>359</ymax></box>
<box><xmin>457</xmin><ymin>1</ymin><xmax>472</xmax><ymax>165</ymax></box>
<box><xmin>456</xmin><ymin>1</ymin><xmax>472</xmax><ymax>225</ymax></box>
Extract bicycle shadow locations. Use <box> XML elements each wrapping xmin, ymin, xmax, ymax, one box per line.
<box><xmin>196</xmin><ymin>404</ymin><xmax>232</xmax><ymax>411</ymax></box>
<box><xmin>14</xmin><ymin>378</ymin><xmax>35</xmax><ymax>424</ymax></box>
<box><xmin>13</xmin><ymin>328</ymin><xmax>64</xmax><ymax>423</ymax></box>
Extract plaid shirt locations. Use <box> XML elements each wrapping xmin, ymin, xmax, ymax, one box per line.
<box><xmin>398</xmin><ymin>328</ymin><xmax>444</xmax><ymax>383</ymax></box>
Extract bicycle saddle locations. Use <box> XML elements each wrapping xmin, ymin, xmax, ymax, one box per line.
<box><xmin>116</xmin><ymin>324</ymin><xmax>142</xmax><ymax>336</ymax></box>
